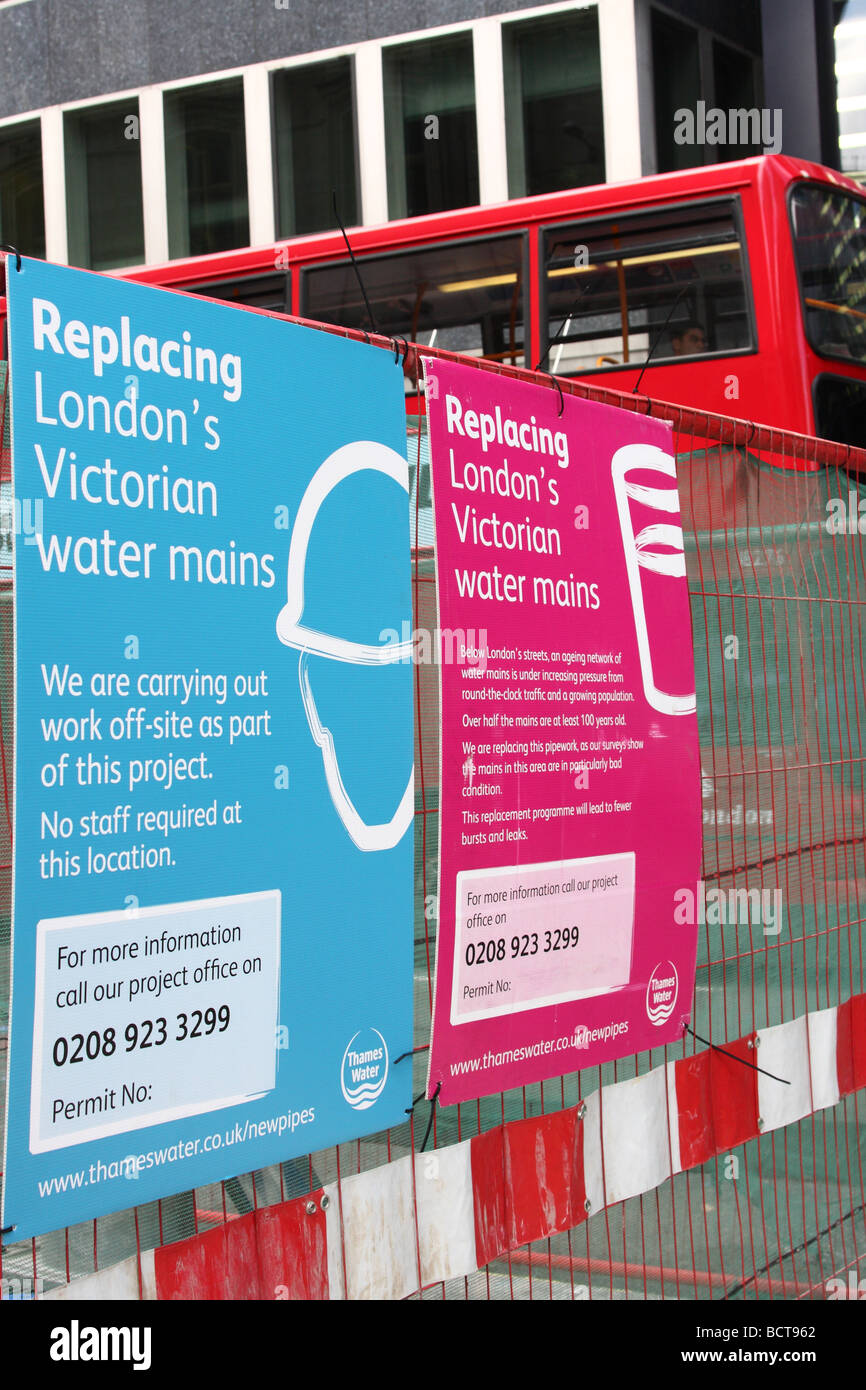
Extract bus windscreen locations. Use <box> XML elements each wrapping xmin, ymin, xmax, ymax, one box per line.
<box><xmin>791</xmin><ymin>184</ymin><xmax>866</xmax><ymax>365</ymax></box>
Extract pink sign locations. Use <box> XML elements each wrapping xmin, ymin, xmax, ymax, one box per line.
<box><xmin>423</xmin><ymin>358</ymin><xmax>701</xmax><ymax>1104</ymax></box>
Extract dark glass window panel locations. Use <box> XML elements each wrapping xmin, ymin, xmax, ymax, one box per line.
<box><xmin>712</xmin><ymin>40</ymin><xmax>761</xmax><ymax>162</ymax></box>
<box><xmin>814</xmin><ymin>374</ymin><xmax>866</xmax><ymax>449</ymax></box>
<box><xmin>302</xmin><ymin>235</ymin><xmax>525</xmax><ymax>385</ymax></box>
<box><xmin>0</xmin><ymin>120</ymin><xmax>45</xmax><ymax>259</ymax></box>
<box><xmin>402</xmin><ymin>107</ymin><xmax>477</xmax><ymax>219</ymax></box>
<box><xmin>652</xmin><ymin>11</ymin><xmax>701</xmax><ymax>173</ymax></box>
<box><xmin>790</xmin><ymin>185</ymin><xmax>866</xmax><ymax>365</ymax></box>
<box><xmin>165</xmin><ymin>80</ymin><xmax>249</xmax><ymax>259</ymax></box>
<box><xmin>65</xmin><ymin>103</ymin><xmax>144</xmax><ymax>270</ymax></box>
<box><xmin>503</xmin><ymin>10</ymin><xmax>604</xmax><ymax>198</ymax></box>
<box><xmin>543</xmin><ymin>201</ymin><xmax>751</xmax><ymax>375</ymax></box>
<box><xmin>181</xmin><ymin>273</ymin><xmax>290</xmax><ymax>312</ymax></box>
<box><xmin>273</xmin><ymin>59</ymin><xmax>357</xmax><ymax>237</ymax></box>
<box><xmin>383</xmin><ymin>35</ymin><xmax>478</xmax><ymax>219</ymax></box>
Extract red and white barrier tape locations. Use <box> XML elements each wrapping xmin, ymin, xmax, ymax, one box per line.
<box><xmin>37</xmin><ymin>995</ymin><xmax>866</xmax><ymax>1301</ymax></box>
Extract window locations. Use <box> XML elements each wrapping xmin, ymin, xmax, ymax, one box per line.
<box><xmin>542</xmin><ymin>200</ymin><xmax>752</xmax><ymax>376</ymax></box>
<box><xmin>181</xmin><ymin>272</ymin><xmax>290</xmax><ymax>313</ymax></box>
<box><xmin>814</xmin><ymin>374</ymin><xmax>866</xmax><ymax>449</ymax></box>
<box><xmin>837</xmin><ymin>103</ymin><xmax>866</xmax><ymax>177</ymax></box>
<box><xmin>790</xmin><ymin>184</ymin><xmax>866</xmax><ymax>365</ymax></box>
<box><xmin>836</xmin><ymin>2</ymin><xmax>866</xmax><ymax>171</ymax></box>
<box><xmin>164</xmin><ymin>79</ymin><xmax>249</xmax><ymax>259</ymax></box>
<box><xmin>503</xmin><ymin>9</ymin><xmax>604</xmax><ymax>198</ymax></box>
<box><xmin>273</xmin><ymin>59</ymin><xmax>358</xmax><ymax>237</ymax></box>
<box><xmin>0</xmin><ymin>119</ymin><xmax>44</xmax><ymax>259</ymax></box>
<box><xmin>302</xmin><ymin>235</ymin><xmax>525</xmax><ymax>379</ymax></box>
<box><xmin>383</xmin><ymin>35</ymin><xmax>478</xmax><ymax>219</ymax></box>
<box><xmin>712</xmin><ymin>40</ymin><xmax>761</xmax><ymax>161</ymax></box>
<box><xmin>652</xmin><ymin>11</ymin><xmax>701</xmax><ymax>173</ymax></box>
<box><xmin>65</xmin><ymin>102</ymin><xmax>144</xmax><ymax>270</ymax></box>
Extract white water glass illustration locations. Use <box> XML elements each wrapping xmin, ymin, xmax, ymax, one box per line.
<box><xmin>611</xmin><ymin>443</ymin><xmax>696</xmax><ymax>717</ymax></box>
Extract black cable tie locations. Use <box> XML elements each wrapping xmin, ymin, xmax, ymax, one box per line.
<box><xmin>632</xmin><ymin>285</ymin><xmax>690</xmax><ymax>397</ymax></box>
<box><xmin>1</xmin><ymin>1223</ymin><xmax>17</xmax><ymax>1235</ymax></box>
<box><xmin>685</xmin><ymin>1024</ymin><xmax>790</xmax><ymax>1085</ymax></box>
<box><xmin>332</xmin><ymin>191</ymin><xmax>378</xmax><ymax>334</ymax></box>
<box><xmin>534</xmin><ymin>263</ymin><xmax>589</xmax><ymax>373</ymax></box>
<box><xmin>391</xmin><ymin>336</ymin><xmax>409</xmax><ymax>365</ymax></box>
<box><xmin>548</xmin><ymin>374</ymin><xmax>564</xmax><ymax>417</ymax></box>
<box><xmin>420</xmin><ymin>1081</ymin><xmax>441</xmax><ymax>1152</ymax></box>
<box><xmin>394</xmin><ymin>1044</ymin><xmax>429</xmax><ymax>1065</ymax></box>
<box><xmin>0</xmin><ymin>244</ymin><xmax>21</xmax><ymax>272</ymax></box>
<box><xmin>404</xmin><ymin>1087</ymin><xmax>427</xmax><ymax>1115</ymax></box>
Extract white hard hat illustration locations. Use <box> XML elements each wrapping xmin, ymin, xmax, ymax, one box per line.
<box><xmin>277</xmin><ymin>441</ymin><xmax>414</xmax><ymax>664</ymax></box>
<box><xmin>277</xmin><ymin>440</ymin><xmax>414</xmax><ymax>852</ymax></box>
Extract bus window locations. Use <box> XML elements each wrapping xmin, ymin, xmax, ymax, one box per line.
<box><xmin>182</xmin><ymin>272</ymin><xmax>290</xmax><ymax>313</ymax></box>
<box><xmin>790</xmin><ymin>184</ymin><xmax>866</xmax><ymax>364</ymax></box>
<box><xmin>813</xmin><ymin>374</ymin><xmax>866</xmax><ymax>450</ymax></box>
<box><xmin>542</xmin><ymin>200</ymin><xmax>752</xmax><ymax>375</ymax></box>
<box><xmin>301</xmin><ymin>235</ymin><xmax>526</xmax><ymax>374</ymax></box>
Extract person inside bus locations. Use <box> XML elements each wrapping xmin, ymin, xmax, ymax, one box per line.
<box><xmin>670</xmin><ymin>320</ymin><xmax>708</xmax><ymax>356</ymax></box>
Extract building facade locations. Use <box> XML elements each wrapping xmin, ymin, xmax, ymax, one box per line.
<box><xmin>836</xmin><ymin>0</ymin><xmax>866</xmax><ymax>177</ymax></box>
<box><xmin>0</xmin><ymin>0</ymin><xmax>844</xmax><ymax>272</ymax></box>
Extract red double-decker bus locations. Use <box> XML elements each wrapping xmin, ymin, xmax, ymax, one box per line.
<box><xmin>3</xmin><ymin>154</ymin><xmax>866</xmax><ymax>449</ymax></box>
<box><xmin>97</xmin><ymin>152</ymin><xmax>866</xmax><ymax>451</ymax></box>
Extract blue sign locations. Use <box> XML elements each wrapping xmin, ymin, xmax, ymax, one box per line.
<box><xmin>1</xmin><ymin>258</ymin><xmax>414</xmax><ymax>1240</ymax></box>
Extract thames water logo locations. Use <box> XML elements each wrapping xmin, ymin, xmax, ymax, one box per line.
<box><xmin>340</xmin><ymin>1028</ymin><xmax>389</xmax><ymax>1110</ymax></box>
<box><xmin>646</xmin><ymin>961</ymin><xmax>679</xmax><ymax>1026</ymax></box>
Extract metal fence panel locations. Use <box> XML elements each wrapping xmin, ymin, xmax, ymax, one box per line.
<box><xmin>1</xmin><ymin>342</ymin><xmax>865</xmax><ymax>1301</ymax></box>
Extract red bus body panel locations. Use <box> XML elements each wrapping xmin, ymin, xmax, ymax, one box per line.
<box><xmin>3</xmin><ymin>155</ymin><xmax>865</xmax><ymax>447</ymax></box>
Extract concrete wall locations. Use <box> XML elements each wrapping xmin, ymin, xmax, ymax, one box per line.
<box><xmin>0</xmin><ymin>0</ymin><xmax>558</xmax><ymax>119</ymax></box>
